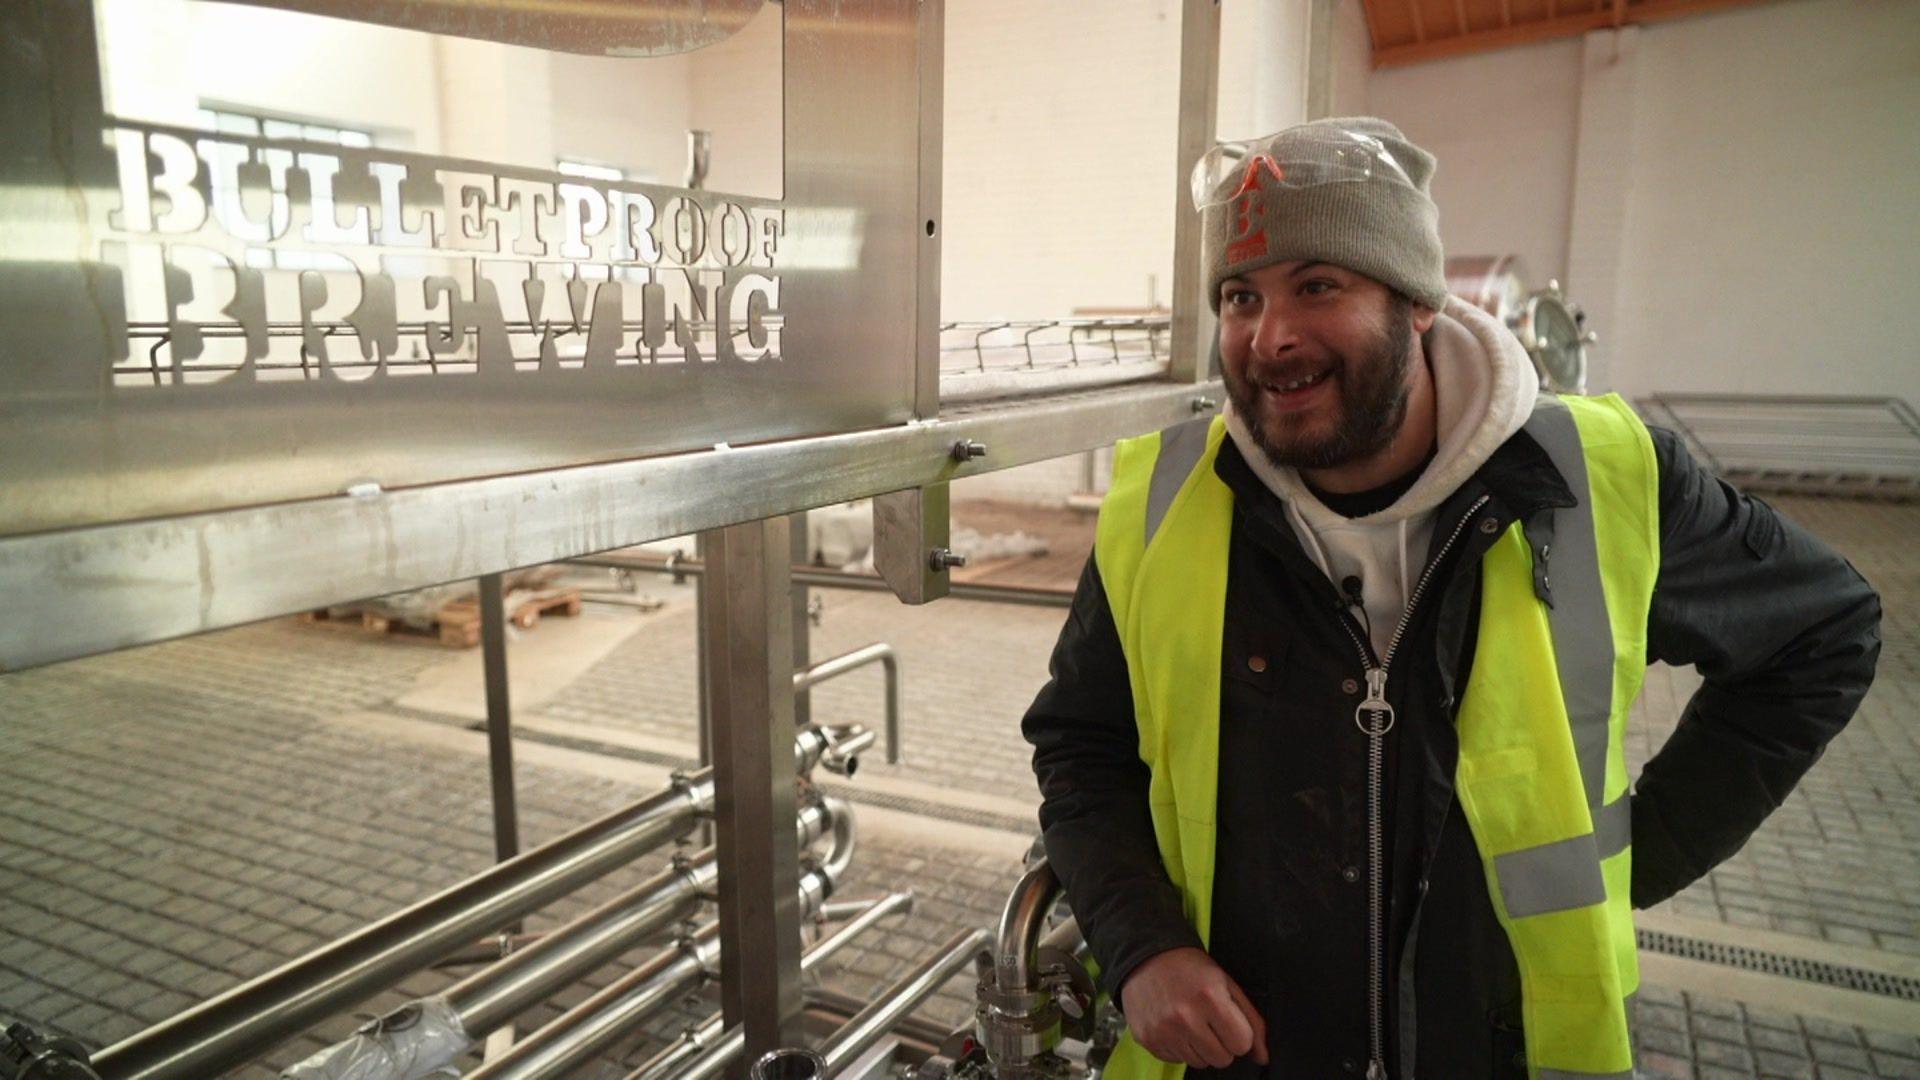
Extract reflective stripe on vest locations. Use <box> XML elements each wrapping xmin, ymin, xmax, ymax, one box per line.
<box><xmin>1092</xmin><ymin>395</ymin><xmax>1657</xmax><ymax>1080</ymax></box>
<box><xmin>1146</xmin><ymin>417</ymin><xmax>1215</xmax><ymax>546</ymax></box>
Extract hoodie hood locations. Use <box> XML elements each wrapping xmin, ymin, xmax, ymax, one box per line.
<box><xmin>1224</xmin><ymin>294</ymin><xmax>1538</xmax><ymax>529</ymax></box>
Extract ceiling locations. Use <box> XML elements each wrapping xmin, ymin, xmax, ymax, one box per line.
<box><xmin>1360</xmin><ymin>0</ymin><xmax>1777</xmax><ymax>67</ymax></box>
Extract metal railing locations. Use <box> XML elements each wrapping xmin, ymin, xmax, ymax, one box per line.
<box><xmin>1638</xmin><ymin>393</ymin><xmax>1920</xmax><ymax>500</ymax></box>
<box><xmin>938</xmin><ymin>316</ymin><xmax>1171</xmax><ymax>402</ymax></box>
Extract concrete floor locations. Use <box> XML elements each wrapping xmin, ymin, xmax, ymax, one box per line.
<box><xmin>2</xmin><ymin>496</ymin><xmax>1918</xmax><ymax>1078</ymax></box>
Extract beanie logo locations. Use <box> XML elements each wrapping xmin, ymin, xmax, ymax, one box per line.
<box><xmin>1225</xmin><ymin>154</ymin><xmax>1285</xmax><ymax>266</ymax></box>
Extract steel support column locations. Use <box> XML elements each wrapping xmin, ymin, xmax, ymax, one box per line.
<box><xmin>1169</xmin><ymin>0</ymin><xmax>1222</xmax><ymax>383</ymax></box>
<box><xmin>701</xmin><ymin>517</ymin><xmax>806</xmax><ymax>1070</ymax></box>
<box><xmin>478</xmin><ymin>573</ymin><xmax>520</xmax><ymax>866</ymax></box>
<box><xmin>789</xmin><ymin>512</ymin><xmax>812</xmax><ymax>729</ymax></box>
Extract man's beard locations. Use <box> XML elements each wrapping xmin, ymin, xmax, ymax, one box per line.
<box><xmin>1225</xmin><ymin>297</ymin><xmax>1416</xmax><ymax>472</ymax></box>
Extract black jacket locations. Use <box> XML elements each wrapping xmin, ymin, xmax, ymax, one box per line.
<box><xmin>1023</xmin><ymin>425</ymin><xmax>1880</xmax><ymax>1078</ymax></box>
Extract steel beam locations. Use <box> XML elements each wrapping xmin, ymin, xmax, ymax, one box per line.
<box><xmin>0</xmin><ymin>379</ymin><xmax>1219</xmax><ymax>673</ymax></box>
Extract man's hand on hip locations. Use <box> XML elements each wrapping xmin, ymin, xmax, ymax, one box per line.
<box><xmin>1119</xmin><ymin>946</ymin><xmax>1270</xmax><ymax>1069</ymax></box>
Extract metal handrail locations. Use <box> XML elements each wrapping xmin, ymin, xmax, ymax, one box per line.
<box><xmin>1637</xmin><ymin>393</ymin><xmax>1920</xmax><ymax>499</ymax></box>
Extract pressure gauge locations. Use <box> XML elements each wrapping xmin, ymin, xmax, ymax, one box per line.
<box><xmin>1517</xmin><ymin>280</ymin><xmax>1593</xmax><ymax>394</ymax></box>
<box><xmin>1446</xmin><ymin>258</ymin><xmax>1598</xmax><ymax>394</ymax></box>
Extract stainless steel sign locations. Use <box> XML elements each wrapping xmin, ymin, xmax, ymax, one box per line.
<box><xmin>108</xmin><ymin>121</ymin><xmax>788</xmax><ymax>384</ymax></box>
<box><xmin>0</xmin><ymin>0</ymin><xmax>933</xmax><ymax>539</ymax></box>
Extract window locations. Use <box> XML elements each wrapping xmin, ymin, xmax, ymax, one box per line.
<box><xmin>195</xmin><ymin>108</ymin><xmax>372</xmax><ymax>271</ymax></box>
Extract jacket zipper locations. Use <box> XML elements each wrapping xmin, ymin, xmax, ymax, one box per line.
<box><xmin>1334</xmin><ymin>494</ymin><xmax>1491</xmax><ymax>1080</ymax></box>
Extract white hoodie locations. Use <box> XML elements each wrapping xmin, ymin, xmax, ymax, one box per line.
<box><xmin>1223</xmin><ymin>296</ymin><xmax>1539</xmax><ymax>659</ymax></box>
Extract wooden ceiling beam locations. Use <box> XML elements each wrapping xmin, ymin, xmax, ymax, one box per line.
<box><xmin>1371</xmin><ymin>0</ymin><xmax>1776</xmax><ymax>67</ymax></box>
<box><xmin>1501</xmin><ymin>0</ymin><xmax>1514</xmax><ymax>27</ymax></box>
<box><xmin>1456</xmin><ymin>0</ymin><xmax>1471</xmax><ymax>34</ymax></box>
<box><xmin>1360</xmin><ymin>0</ymin><xmax>1389</xmax><ymax>54</ymax></box>
<box><xmin>1407</xmin><ymin>0</ymin><xmax>1428</xmax><ymax>42</ymax></box>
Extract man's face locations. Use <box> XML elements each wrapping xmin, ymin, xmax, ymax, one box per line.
<box><xmin>1217</xmin><ymin>261</ymin><xmax>1433</xmax><ymax>471</ymax></box>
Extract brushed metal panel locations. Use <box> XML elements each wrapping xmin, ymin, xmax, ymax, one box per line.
<box><xmin>220</xmin><ymin>0</ymin><xmax>766</xmax><ymax>57</ymax></box>
<box><xmin>0</xmin><ymin>0</ymin><xmax>924</xmax><ymax>537</ymax></box>
<box><xmin>0</xmin><ymin>380</ymin><xmax>1223</xmax><ymax>672</ymax></box>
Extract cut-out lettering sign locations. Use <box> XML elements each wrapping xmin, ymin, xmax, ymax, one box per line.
<box><xmin>105</xmin><ymin>121</ymin><xmax>787</xmax><ymax>386</ymax></box>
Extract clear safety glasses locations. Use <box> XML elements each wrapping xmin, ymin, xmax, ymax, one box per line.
<box><xmin>1189</xmin><ymin>125</ymin><xmax>1414</xmax><ymax>212</ymax></box>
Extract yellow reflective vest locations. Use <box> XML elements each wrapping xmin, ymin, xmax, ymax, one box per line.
<box><xmin>1091</xmin><ymin>394</ymin><xmax>1658</xmax><ymax>1080</ymax></box>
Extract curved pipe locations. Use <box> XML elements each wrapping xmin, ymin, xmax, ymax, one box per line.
<box><xmin>793</xmin><ymin>644</ymin><xmax>901</xmax><ymax>765</ymax></box>
<box><xmin>817</xmin><ymin>796</ymin><xmax>858</xmax><ymax>888</ymax></box>
<box><xmin>795</xmin><ymin>724</ymin><xmax>873</xmax><ymax>778</ymax></box>
<box><xmin>994</xmin><ymin>861</ymin><xmax>1064</xmax><ymax>996</ymax></box>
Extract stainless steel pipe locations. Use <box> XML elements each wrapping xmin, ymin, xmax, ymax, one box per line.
<box><xmin>567</xmin><ymin>554</ymin><xmax>1076</xmax><ymax>609</ymax></box>
<box><xmin>994</xmin><ymin>862</ymin><xmax>1063</xmax><ymax>997</ymax></box>
<box><xmin>448</xmin><ymin>855</ymin><xmax>712</xmax><ymax>1039</ymax></box>
<box><xmin>752</xmin><ymin>1047</ymin><xmax>829</xmax><ymax>1080</ymax></box>
<box><xmin>625</xmin><ymin>892</ymin><xmax>915</xmax><ymax>1080</ymax></box>
<box><xmin>465</xmin><ymin>865</ymin><xmax>864</xmax><ymax>1080</ymax></box>
<box><xmin>450</xmin><ymin>803</ymin><xmax>833</xmax><ymax>1039</ymax></box>
<box><xmin>464</xmin><ymin>922</ymin><xmax>722</xmax><ymax>1080</ymax></box>
<box><xmin>804</xmin><ymin>988</ymin><xmax>955</xmax><ymax>1054</ymax></box>
<box><xmin>93</xmin><ymin>772</ymin><xmax>717</xmax><ymax>1080</ymax></box>
<box><xmin>816</xmin><ymin>929</ymin><xmax>992</xmax><ymax>1075</ymax></box>
<box><xmin>792</xmin><ymin>644</ymin><xmax>902</xmax><ymax>765</ymax></box>
<box><xmin>284</xmin><ymin>802</ymin><xmax>843</xmax><ymax>1080</ymax></box>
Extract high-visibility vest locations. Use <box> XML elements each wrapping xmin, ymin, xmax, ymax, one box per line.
<box><xmin>1091</xmin><ymin>394</ymin><xmax>1658</xmax><ymax>1080</ymax></box>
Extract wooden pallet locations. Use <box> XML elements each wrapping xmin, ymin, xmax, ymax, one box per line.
<box><xmin>433</xmin><ymin>587</ymin><xmax>584</xmax><ymax>647</ymax></box>
<box><xmin>301</xmin><ymin>587</ymin><xmax>583</xmax><ymax>648</ymax></box>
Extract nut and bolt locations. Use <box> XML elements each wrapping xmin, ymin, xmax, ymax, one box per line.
<box><xmin>1192</xmin><ymin>395</ymin><xmax>1218</xmax><ymax>413</ymax></box>
<box><xmin>928</xmin><ymin>548</ymin><xmax>968</xmax><ymax>572</ymax></box>
<box><xmin>951</xmin><ymin>439</ymin><xmax>989</xmax><ymax>462</ymax></box>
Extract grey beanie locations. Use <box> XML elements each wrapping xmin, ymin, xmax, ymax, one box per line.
<box><xmin>1202</xmin><ymin>117</ymin><xmax>1448</xmax><ymax>311</ymax></box>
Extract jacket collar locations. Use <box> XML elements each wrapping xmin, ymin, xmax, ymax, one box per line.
<box><xmin>1472</xmin><ymin>426</ymin><xmax>1577</xmax><ymax>520</ymax></box>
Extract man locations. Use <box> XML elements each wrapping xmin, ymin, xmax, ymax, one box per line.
<box><xmin>1022</xmin><ymin>118</ymin><xmax>1880</xmax><ymax>1079</ymax></box>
